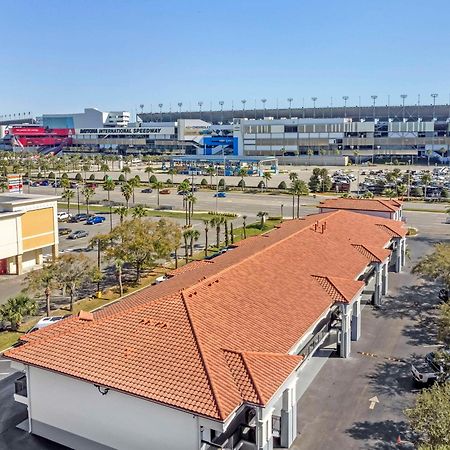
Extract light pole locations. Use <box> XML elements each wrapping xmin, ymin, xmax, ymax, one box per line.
<box><xmin>198</xmin><ymin>101</ymin><xmax>203</xmax><ymax>120</ymax></box>
<box><xmin>219</xmin><ymin>101</ymin><xmax>224</xmax><ymax>123</ymax></box>
<box><xmin>401</xmin><ymin>94</ymin><xmax>408</xmax><ymax>121</ymax></box>
<box><xmin>178</xmin><ymin>102</ymin><xmax>182</xmax><ymax>115</ymax></box>
<box><xmin>287</xmin><ymin>98</ymin><xmax>293</xmax><ymax>119</ymax></box>
<box><xmin>371</xmin><ymin>95</ymin><xmax>378</xmax><ymax>164</ymax></box>
<box><xmin>261</xmin><ymin>98</ymin><xmax>267</xmax><ymax>117</ymax></box>
<box><xmin>139</xmin><ymin>104</ymin><xmax>144</xmax><ymax>114</ymax></box>
<box><xmin>342</xmin><ymin>96</ymin><xmax>349</xmax><ymax>119</ymax></box>
<box><xmin>158</xmin><ymin>103</ymin><xmax>163</xmax><ymax>122</ymax></box>
<box><xmin>241</xmin><ymin>99</ymin><xmax>247</xmax><ymax>114</ymax></box>
<box><xmin>431</xmin><ymin>94</ymin><xmax>438</xmax><ymax>163</ymax></box>
<box><xmin>311</xmin><ymin>97</ymin><xmax>318</xmax><ymax>118</ymax></box>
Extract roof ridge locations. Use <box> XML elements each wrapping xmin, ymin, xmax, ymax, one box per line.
<box><xmin>327</xmin><ymin>275</ymin><xmax>359</xmax><ymax>302</ymax></box>
<box><xmin>375</xmin><ymin>222</ymin><xmax>402</xmax><ymax>238</ymax></box>
<box><xmin>376</xmin><ymin>199</ymin><xmax>397</xmax><ymax>211</ymax></box>
<box><xmin>183</xmin><ymin>213</ymin><xmax>342</xmax><ymax>295</ymax></box>
<box><xmin>239</xmin><ymin>352</ymin><xmax>264</xmax><ymax>404</ymax></box>
<box><xmin>181</xmin><ymin>291</ymin><xmax>225</xmax><ymax>420</ymax></box>
<box><xmin>351</xmin><ymin>243</ymin><xmax>380</xmax><ymax>262</ymax></box>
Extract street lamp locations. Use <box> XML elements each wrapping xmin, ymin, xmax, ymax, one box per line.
<box><xmin>311</xmin><ymin>97</ymin><xmax>318</xmax><ymax>118</ymax></box>
<box><xmin>241</xmin><ymin>99</ymin><xmax>247</xmax><ymax>113</ymax></box>
<box><xmin>287</xmin><ymin>98</ymin><xmax>293</xmax><ymax>119</ymax></box>
<box><xmin>371</xmin><ymin>95</ymin><xmax>378</xmax><ymax>164</ymax></box>
<box><xmin>158</xmin><ymin>103</ymin><xmax>163</xmax><ymax>122</ymax></box>
<box><xmin>198</xmin><ymin>101</ymin><xmax>203</xmax><ymax>120</ymax></box>
<box><xmin>431</xmin><ymin>94</ymin><xmax>438</xmax><ymax>163</ymax></box>
<box><xmin>219</xmin><ymin>101</ymin><xmax>224</xmax><ymax>123</ymax></box>
<box><xmin>139</xmin><ymin>104</ymin><xmax>144</xmax><ymax>114</ymax></box>
<box><xmin>178</xmin><ymin>102</ymin><xmax>183</xmax><ymax>114</ymax></box>
<box><xmin>431</xmin><ymin>93</ymin><xmax>438</xmax><ymax>120</ymax></box>
<box><xmin>401</xmin><ymin>94</ymin><xmax>408</xmax><ymax>121</ymax></box>
<box><xmin>261</xmin><ymin>98</ymin><xmax>267</xmax><ymax>117</ymax></box>
<box><xmin>342</xmin><ymin>96</ymin><xmax>349</xmax><ymax>118</ymax></box>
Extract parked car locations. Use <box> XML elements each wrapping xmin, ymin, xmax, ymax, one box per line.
<box><xmin>69</xmin><ymin>213</ymin><xmax>89</xmax><ymax>223</ymax></box>
<box><xmin>57</xmin><ymin>212</ymin><xmax>71</xmax><ymax>222</ymax></box>
<box><xmin>141</xmin><ymin>188</ymin><xmax>153</xmax><ymax>193</ymax></box>
<box><xmin>214</xmin><ymin>192</ymin><xmax>227</xmax><ymax>198</ymax></box>
<box><xmin>58</xmin><ymin>227</ymin><xmax>72</xmax><ymax>236</ymax></box>
<box><xmin>26</xmin><ymin>316</ymin><xmax>66</xmax><ymax>333</ymax></box>
<box><xmin>160</xmin><ymin>188</ymin><xmax>171</xmax><ymax>194</ymax></box>
<box><xmin>86</xmin><ymin>216</ymin><xmax>106</xmax><ymax>225</ymax></box>
<box><xmin>70</xmin><ymin>182</ymin><xmax>79</xmax><ymax>188</ymax></box>
<box><xmin>438</xmin><ymin>289</ymin><xmax>449</xmax><ymax>302</ymax></box>
<box><xmin>411</xmin><ymin>350</ymin><xmax>450</xmax><ymax>386</ymax></box>
<box><xmin>68</xmin><ymin>230</ymin><xmax>89</xmax><ymax>240</ymax></box>
<box><xmin>40</xmin><ymin>180</ymin><xmax>49</xmax><ymax>186</ymax></box>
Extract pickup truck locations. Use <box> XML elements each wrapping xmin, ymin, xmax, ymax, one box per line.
<box><xmin>411</xmin><ymin>350</ymin><xmax>449</xmax><ymax>386</ymax></box>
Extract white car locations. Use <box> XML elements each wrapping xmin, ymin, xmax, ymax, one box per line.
<box><xmin>57</xmin><ymin>212</ymin><xmax>71</xmax><ymax>222</ymax></box>
<box><xmin>27</xmin><ymin>316</ymin><xmax>66</xmax><ymax>333</ymax></box>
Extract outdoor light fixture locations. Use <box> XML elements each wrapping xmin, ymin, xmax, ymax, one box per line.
<box><xmin>95</xmin><ymin>384</ymin><xmax>110</xmax><ymax>396</ymax></box>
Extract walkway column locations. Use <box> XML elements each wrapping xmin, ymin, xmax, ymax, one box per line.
<box><xmin>256</xmin><ymin>408</ymin><xmax>273</xmax><ymax>450</ymax></box>
<box><xmin>373</xmin><ymin>263</ymin><xmax>383</xmax><ymax>306</ymax></box>
<box><xmin>280</xmin><ymin>386</ymin><xmax>297</xmax><ymax>448</ymax></box>
<box><xmin>340</xmin><ymin>304</ymin><xmax>352</xmax><ymax>358</ymax></box>
<box><xmin>16</xmin><ymin>254</ymin><xmax>23</xmax><ymax>275</ymax></box>
<box><xmin>52</xmin><ymin>243</ymin><xmax>59</xmax><ymax>261</ymax></box>
<box><xmin>351</xmin><ymin>297</ymin><xmax>361</xmax><ymax>341</ymax></box>
<box><xmin>381</xmin><ymin>262</ymin><xmax>389</xmax><ymax>296</ymax></box>
<box><xmin>401</xmin><ymin>238</ymin><xmax>406</xmax><ymax>269</ymax></box>
<box><xmin>395</xmin><ymin>239</ymin><xmax>402</xmax><ymax>273</ymax></box>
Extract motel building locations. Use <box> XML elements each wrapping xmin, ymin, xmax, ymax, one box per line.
<box><xmin>6</xmin><ymin>208</ymin><xmax>407</xmax><ymax>450</ymax></box>
<box><xmin>0</xmin><ymin>194</ymin><xmax>59</xmax><ymax>275</ymax></box>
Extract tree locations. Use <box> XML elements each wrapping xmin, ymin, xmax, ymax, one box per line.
<box><xmin>82</xmin><ymin>186</ymin><xmax>95</xmax><ymax>215</ymax></box>
<box><xmin>291</xmin><ymin>180</ymin><xmax>309</xmax><ymax>218</ymax></box>
<box><xmin>289</xmin><ymin>172</ymin><xmax>298</xmax><ymax>184</ymax></box>
<box><xmin>182</xmin><ymin>229</ymin><xmax>190</xmax><ymax>262</ymax></box>
<box><xmin>114</xmin><ymin>205</ymin><xmax>129</xmax><ymax>225</ymax></box>
<box><xmin>257</xmin><ymin>211</ymin><xmax>268</xmax><ymax>229</ymax></box>
<box><xmin>405</xmin><ymin>382</ymin><xmax>450</xmax><ymax>449</ymax></box>
<box><xmin>383</xmin><ymin>188</ymin><xmax>396</xmax><ymax>199</ymax></box>
<box><xmin>210</xmin><ymin>216</ymin><xmax>224</xmax><ymax>249</ymax></box>
<box><xmin>152</xmin><ymin>181</ymin><xmax>165</xmax><ymax>207</ymax></box>
<box><xmin>75</xmin><ymin>172</ymin><xmax>83</xmax><ymax>182</ymax></box>
<box><xmin>422</xmin><ymin>172</ymin><xmax>432</xmax><ymax>199</ymax></box>
<box><xmin>55</xmin><ymin>253</ymin><xmax>97</xmax><ymax>311</ymax></box>
<box><xmin>26</xmin><ymin>263</ymin><xmax>58</xmax><ymax>316</ymax></box>
<box><xmin>121</xmin><ymin>182</ymin><xmax>133</xmax><ymax>208</ymax></box>
<box><xmin>262</xmin><ymin>171</ymin><xmax>272</xmax><ymax>190</ymax></box>
<box><xmin>242</xmin><ymin>215</ymin><xmax>247</xmax><ymax>239</ymax></box>
<box><xmin>122</xmin><ymin>165</ymin><xmax>131</xmax><ymax>180</ymax></box>
<box><xmin>238</xmin><ymin>168</ymin><xmax>248</xmax><ymax>191</ymax></box>
<box><xmin>167</xmin><ymin>168</ymin><xmax>176</xmax><ymax>184</ymax></box>
<box><xmin>104</xmin><ymin>218</ymin><xmax>181</xmax><ymax>282</ymax></box>
<box><xmin>0</xmin><ymin>295</ymin><xmax>37</xmax><ymax>331</ymax></box>
<box><xmin>118</xmin><ymin>173</ymin><xmax>126</xmax><ymax>183</ymax></box>
<box><xmin>132</xmin><ymin>204</ymin><xmax>147</xmax><ymax>218</ymax></box>
<box><xmin>397</xmin><ymin>184</ymin><xmax>407</xmax><ymax>199</ymax></box>
<box><xmin>438</xmin><ymin>302</ymin><xmax>450</xmax><ymax>346</ymax></box>
<box><xmin>103</xmin><ymin>178</ymin><xmax>116</xmax><ymax>231</ymax></box>
<box><xmin>309</xmin><ymin>168</ymin><xmax>331</xmax><ymax>193</ymax></box>
<box><xmin>186</xmin><ymin>193</ymin><xmax>197</xmax><ymax>226</ymax></box>
<box><xmin>413</xmin><ymin>243</ymin><xmax>450</xmax><ymax>289</ymax></box>
<box><xmin>62</xmin><ymin>188</ymin><xmax>74</xmax><ymax>214</ymax></box>
<box><xmin>144</xmin><ymin>166</ymin><xmax>154</xmax><ymax>184</ymax></box>
<box><xmin>203</xmin><ymin>219</ymin><xmax>210</xmax><ymax>257</ymax></box>
<box><xmin>206</xmin><ymin>166</ymin><xmax>216</xmax><ymax>188</ymax></box>
<box><xmin>278</xmin><ymin>181</ymin><xmax>287</xmax><ymax>190</ymax></box>
<box><xmin>128</xmin><ymin>176</ymin><xmax>140</xmax><ymax>204</ymax></box>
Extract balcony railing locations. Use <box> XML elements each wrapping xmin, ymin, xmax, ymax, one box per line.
<box><xmin>14</xmin><ymin>375</ymin><xmax>27</xmax><ymax>397</ymax></box>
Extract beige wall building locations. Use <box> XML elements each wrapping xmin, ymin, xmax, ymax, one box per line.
<box><xmin>0</xmin><ymin>194</ymin><xmax>59</xmax><ymax>275</ymax></box>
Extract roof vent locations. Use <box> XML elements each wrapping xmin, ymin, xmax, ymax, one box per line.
<box><xmin>78</xmin><ymin>311</ymin><xmax>94</xmax><ymax>321</ymax></box>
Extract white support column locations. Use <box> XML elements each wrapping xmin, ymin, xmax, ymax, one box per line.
<box><xmin>395</xmin><ymin>239</ymin><xmax>402</xmax><ymax>273</ymax></box>
<box><xmin>401</xmin><ymin>238</ymin><xmax>406</xmax><ymax>269</ymax></box>
<box><xmin>373</xmin><ymin>263</ymin><xmax>383</xmax><ymax>306</ymax></box>
<box><xmin>280</xmin><ymin>385</ymin><xmax>296</xmax><ymax>448</ymax></box>
<box><xmin>256</xmin><ymin>408</ymin><xmax>273</xmax><ymax>450</ymax></box>
<box><xmin>340</xmin><ymin>304</ymin><xmax>352</xmax><ymax>358</ymax></box>
<box><xmin>381</xmin><ymin>261</ymin><xmax>389</xmax><ymax>296</ymax></box>
<box><xmin>351</xmin><ymin>297</ymin><xmax>361</xmax><ymax>341</ymax></box>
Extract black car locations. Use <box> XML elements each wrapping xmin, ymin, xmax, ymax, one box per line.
<box><xmin>438</xmin><ymin>289</ymin><xmax>448</xmax><ymax>302</ymax></box>
<box><xmin>141</xmin><ymin>188</ymin><xmax>153</xmax><ymax>193</ymax></box>
<box><xmin>69</xmin><ymin>213</ymin><xmax>89</xmax><ymax>223</ymax></box>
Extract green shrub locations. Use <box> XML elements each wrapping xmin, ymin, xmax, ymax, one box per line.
<box><xmin>48</xmin><ymin>171</ymin><xmax>55</xmax><ymax>179</ymax></box>
<box><xmin>118</xmin><ymin>174</ymin><xmax>126</xmax><ymax>182</ymax></box>
<box><xmin>89</xmin><ymin>174</ymin><xmax>95</xmax><ymax>180</ymax></box>
<box><xmin>200</xmin><ymin>178</ymin><xmax>208</xmax><ymax>186</ymax></box>
<box><xmin>218</xmin><ymin>178</ymin><xmax>225</xmax><ymax>187</ymax></box>
<box><xmin>238</xmin><ymin>179</ymin><xmax>246</xmax><ymax>188</ymax></box>
<box><xmin>75</xmin><ymin>173</ymin><xmax>83</xmax><ymax>181</ymax></box>
<box><xmin>149</xmin><ymin>174</ymin><xmax>157</xmax><ymax>183</ymax></box>
<box><xmin>61</xmin><ymin>172</ymin><xmax>68</xmax><ymax>179</ymax></box>
<box><xmin>278</xmin><ymin>181</ymin><xmax>287</xmax><ymax>190</ymax></box>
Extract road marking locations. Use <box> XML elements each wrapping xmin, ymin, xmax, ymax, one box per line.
<box><xmin>358</xmin><ymin>351</ymin><xmax>403</xmax><ymax>362</ymax></box>
<box><xmin>369</xmin><ymin>396</ymin><xmax>379</xmax><ymax>410</ymax></box>
<box><xmin>0</xmin><ymin>372</ymin><xmax>10</xmax><ymax>375</ymax></box>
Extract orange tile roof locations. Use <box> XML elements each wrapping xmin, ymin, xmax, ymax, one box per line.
<box><xmin>319</xmin><ymin>198</ymin><xmax>402</xmax><ymax>213</ymax></box>
<box><xmin>6</xmin><ymin>210</ymin><xmax>407</xmax><ymax>422</ymax></box>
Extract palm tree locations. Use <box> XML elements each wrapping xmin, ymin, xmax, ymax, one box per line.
<box><xmin>132</xmin><ymin>205</ymin><xmax>147</xmax><ymax>218</ymax></box>
<box><xmin>182</xmin><ymin>229</ymin><xmax>190</xmax><ymax>263</ymax></box>
<box><xmin>237</xmin><ymin>167</ymin><xmax>248</xmax><ymax>191</ymax></box>
<box><xmin>210</xmin><ymin>216</ymin><xmax>222</xmax><ymax>249</ymax></box>
<box><xmin>396</xmin><ymin>184</ymin><xmax>407</xmax><ymax>200</ymax></box>
<box><xmin>206</xmin><ymin>166</ymin><xmax>216</xmax><ymax>188</ymax></box>
<box><xmin>257</xmin><ymin>211</ymin><xmax>268</xmax><ymax>229</ymax></box>
<box><xmin>167</xmin><ymin>168</ymin><xmax>176</xmax><ymax>184</ymax></box>
<box><xmin>62</xmin><ymin>188</ymin><xmax>75</xmax><ymax>214</ymax></box>
<box><xmin>114</xmin><ymin>206</ymin><xmax>129</xmax><ymax>225</ymax></box>
<box><xmin>0</xmin><ymin>295</ymin><xmax>36</xmax><ymax>331</ymax></box>
<box><xmin>177</xmin><ymin>179</ymin><xmax>191</xmax><ymax>193</ymax></box>
<box><xmin>100</xmin><ymin>163</ymin><xmax>109</xmax><ymax>177</ymax></box>
<box><xmin>186</xmin><ymin>194</ymin><xmax>197</xmax><ymax>226</ymax></box>
<box><xmin>128</xmin><ymin>176</ymin><xmax>140</xmax><ymax>204</ymax></box>
<box><xmin>242</xmin><ymin>215</ymin><xmax>247</xmax><ymax>239</ymax></box>
<box><xmin>189</xmin><ymin>229</ymin><xmax>200</xmax><ymax>257</ymax></box>
<box><xmin>307</xmin><ymin>149</ymin><xmax>314</xmax><ymax>165</ymax></box>
<box><xmin>122</xmin><ymin>165</ymin><xmax>131</xmax><ymax>180</ymax></box>
<box><xmin>121</xmin><ymin>183</ymin><xmax>132</xmax><ymax>208</ymax></box>
<box><xmin>203</xmin><ymin>219</ymin><xmax>210</xmax><ymax>257</ymax></box>
<box><xmin>289</xmin><ymin>172</ymin><xmax>298</xmax><ymax>184</ymax></box>
<box><xmin>115</xmin><ymin>259</ymin><xmax>124</xmax><ymax>297</ymax></box>
<box><xmin>224</xmin><ymin>218</ymin><xmax>229</xmax><ymax>247</ymax></box>
<box><xmin>421</xmin><ymin>173</ymin><xmax>432</xmax><ymax>199</ymax></box>
<box><xmin>262</xmin><ymin>171</ymin><xmax>272</xmax><ymax>191</ymax></box>
<box><xmin>103</xmin><ymin>179</ymin><xmax>116</xmax><ymax>231</ymax></box>
<box><xmin>383</xmin><ymin>188</ymin><xmax>396</xmax><ymax>199</ymax></box>
<box><xmin>82</xmin><ymin>163</ymin><xmax>90</xmax><ymax>182</ymax></box>
<box><xmin>82</xmin><ymin>186</ymin><xmax>95</xmax><ymax>215</ymax></box>
<box><xmin>152</xmin><ymin>181</ymin><xmax>165</xmax><ymax>207</ymax></box>
<box><xmin>291</xmin><ymin>180</ymin><xmax>309</xmax><ymax>218</ymax></box>
<box><xmin>144</xmin><ymin>166</ymin><xmax>154</xmax><ymax>184</ymax></box>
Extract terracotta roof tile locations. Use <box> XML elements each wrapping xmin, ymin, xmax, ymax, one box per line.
<box><xmin>6</xmin><ymin>210</ymin><xmax>406</xmax><ymax>422</ymax></box>
<box><xmin>319</xmin><ymin>198</ymin><xmax>402</xmax><ymax>213</ymax></box>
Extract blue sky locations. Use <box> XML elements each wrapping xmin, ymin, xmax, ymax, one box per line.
<box><xmin>2</xmin><ymin>0</ymin><xmax>450</xmax><ymax>116</ymax></box>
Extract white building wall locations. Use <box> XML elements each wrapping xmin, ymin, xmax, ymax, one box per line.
<box><xmin>28</xmin><ymin>366</ymin><xmax>199</xmax><ymax>450</ymax></box>
<box><xmin>0</xmin><ymin>216</ymin><xmax>20</xmax><ymax>259</ymax></box>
